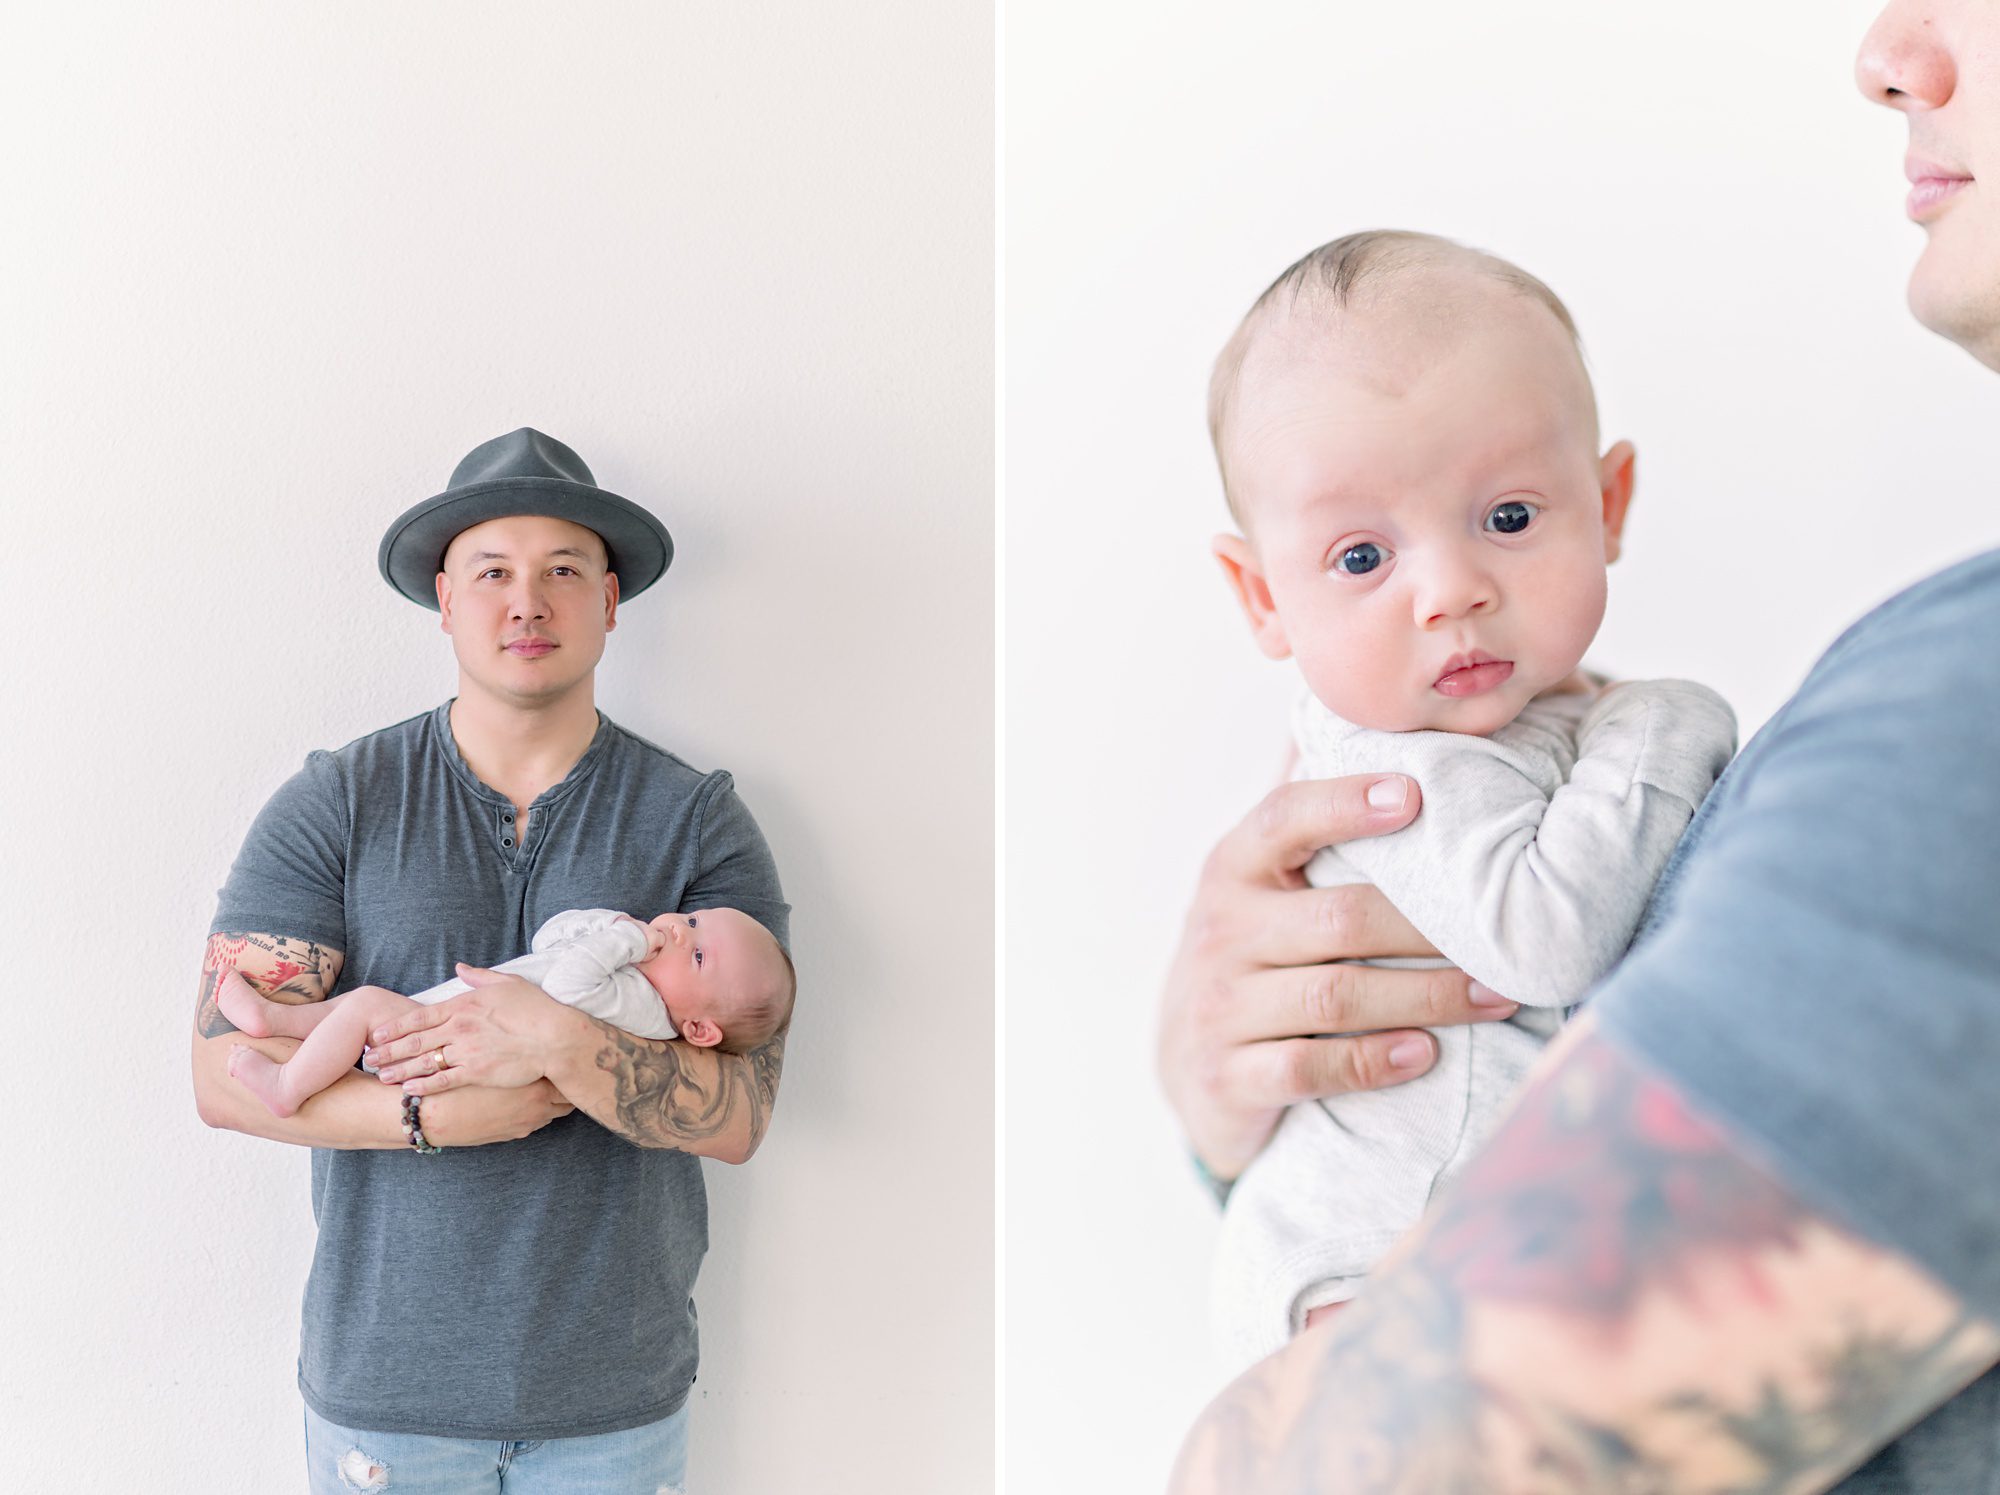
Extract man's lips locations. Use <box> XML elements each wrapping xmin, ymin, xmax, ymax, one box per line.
<box><xmin>1906</xmin><ymin>154</ymin><xmax>1973</xmax><ymax>221</ymax></box>
<box><xmin>505</xmin><ymin>638</ymin><xmax>556</xmax><ymax>657</ymax></box>
<box><xmin>1434</xmin><ymin>654</ymin><xmax>1514</xmax><ymax>698</ymax></box>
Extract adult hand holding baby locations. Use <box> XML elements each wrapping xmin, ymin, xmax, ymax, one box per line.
<box><xmin>367</xmin><ymin>965</ymin><xmax>575</xmax><ymax>1096</ymax></box>
<box><xmin>1158</xmin><ymin>772</ymin><xmax>1521</xmax><ymax>1184</ymax></box>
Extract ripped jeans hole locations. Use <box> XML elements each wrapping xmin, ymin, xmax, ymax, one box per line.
<box><xmin>337</xmin><ymin>1447</ymin><xmax>390</xmax><ymax>1490</ymax></box>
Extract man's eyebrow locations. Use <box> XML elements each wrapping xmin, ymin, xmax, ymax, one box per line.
<box><xmin>463</xmin><ymin>547</ymin><xmax>597</xmax><ymax>564</ymax></box>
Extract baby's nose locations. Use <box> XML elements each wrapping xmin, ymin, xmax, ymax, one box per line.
<box><xmin>664</xmin><ymin>920</ymin><xmax>688</xmax><ymax>948</ymax></box>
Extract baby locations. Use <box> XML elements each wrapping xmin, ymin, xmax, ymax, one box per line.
<box><xmin>222</xmin><ymin>905</ymin><xmax>791</xmax><ymax>1118</ymax></box>
<box><xmin>1204</xmin><ymin>231</ymin><xmax>1737</xmax><ymax>1370</ymax></box>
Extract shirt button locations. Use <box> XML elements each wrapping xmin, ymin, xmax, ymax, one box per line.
<box><xmin>504</xmin><ymin>813</ymin><xmax>514</xmax><ymax>823</ymax></box>
<box><xmin>503</xmin><ymin>837</ymin><xmax>515</xmax><ymax>848</ymax></box>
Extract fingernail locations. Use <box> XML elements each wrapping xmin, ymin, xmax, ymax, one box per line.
<box><xmin>370</xmin><ymin>1029</ymin><xmax>388</xmax><ymax>1045</ymax></box>
<box><xmin>1467</xmin><ymin>981</ymin><xmax>1513</xmax><ymax>1008</ymax></box>
<box><xmin>1387</xmin><ymin>1037</ymin><xmax>1430</xmax><ymax>1069</ymax></box>
<box><xmin>1366</xmin><ymin>776</ymin><xmax>1408</xmax><ymax>813</ymax></box>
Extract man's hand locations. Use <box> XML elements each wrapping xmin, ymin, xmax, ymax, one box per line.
<box><xmin>420</xmin><ymin>1077</ymin><xmax>576</xmax><ymax>1146</ymax></box>
<box><xmin>366</xmin><ymin>966</ymin><xmax>568</xmax><ymax>1093</ymax></box>
<box><xmin>1159</xmin><ymin>773</ymin><xmax>1521</xmax><ymax>1182</ymax></box>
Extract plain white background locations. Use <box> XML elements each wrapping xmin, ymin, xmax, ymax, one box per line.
<box><xmin>1006</xmin><ymin>0</ymin><xmax>2000</xmax><ymax>1489</ymax></box>
<box><xmin>0</xmin><ymin>3</ymin><xmax>991</xmax><ymax>1491</ymax></box>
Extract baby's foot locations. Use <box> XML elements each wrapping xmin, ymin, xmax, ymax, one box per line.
<box><xmin>216</xmin><ymin>972</ymin><xmax>274</xmax><ymax>1038</ymax></box>
<box><xmin>227</xmin><ymin>1044</ymin><xmax>297</xmax><ymax>1118</ymax></box>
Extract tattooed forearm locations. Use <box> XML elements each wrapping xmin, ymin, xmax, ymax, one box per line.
<box><xmin>586</xmin><ymin>1021</ymin><xmax>787</xmax><ymax>1154</ymax></box>
<box><xmin>195</xmin><ymin>932</ymin><xmax>340</xmax><ymax>1039</ymax></box>
<box><xmin>1174</xmin><ymin>1025</ymin><xmax>2000</xmax><ymax>1494</ymax></box>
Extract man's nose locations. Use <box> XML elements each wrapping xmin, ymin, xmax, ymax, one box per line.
<box><xmin>1414</xmin><ymin>556</ymin><xmax>1497</xmax><ymax>629</ymax></box>
<box><xmin>507</xmin><ymin>580</ymin><xmax>551</xmax><ymax>622</ymax></box>
<box><xmin>1857</xmin><ymin>1</ymin><xmax>1954</xmax><ymax>111</ymax></box>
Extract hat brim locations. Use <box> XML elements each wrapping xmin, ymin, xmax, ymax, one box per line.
<box><xmin>378</xmin><ymin>476</ymin><xmax>674</xmax><ymax>610</ymax></box>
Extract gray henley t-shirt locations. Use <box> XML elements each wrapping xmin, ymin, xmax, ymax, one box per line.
<box><xmin>211</xmin><ymin>702</ymin><xmax>790</xmax><ymax>1439</ymax></box>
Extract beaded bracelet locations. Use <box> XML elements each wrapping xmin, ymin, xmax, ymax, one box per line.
<box><xmin>401</xmin><ymin>1093</ymin><xmax>443</xmax><ymax>1154</ymax></box>
<box><xmin>1190</xmin><ymin>1149</ymin><xmax>1233</xmax><ymax>1208</ymax></box>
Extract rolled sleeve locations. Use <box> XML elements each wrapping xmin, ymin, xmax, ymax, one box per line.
<box><xmin>209</xmin><ymin>751</ymin><xmax>349</xmax><ymax>950</ymax></box>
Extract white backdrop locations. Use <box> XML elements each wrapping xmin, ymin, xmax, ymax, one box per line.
<box><xmin>1004</xmin><ymin>0</ymin><xmax>2000</xmax><ymax>1489</ymax></box>
<box><xmin>0</xmin><ymin>4</ymin><xmax>992</xmax><ymax>1491</ymax></box>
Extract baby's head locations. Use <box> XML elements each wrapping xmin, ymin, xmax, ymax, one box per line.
<box><xmin>1208</xmin><ymin>230</ymin><xmax>1635</xmax><ymax>736</ymax></box>
<box><xmin>634</xmin><ymin>907</ymin><xmax>794</xmax><ymax>1054</ymax></box>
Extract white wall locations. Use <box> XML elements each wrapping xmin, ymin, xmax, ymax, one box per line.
<box><xmin>1004</xmin><ymin>0</ymin><xmax>2000</xmax><ymax>1488</ymax></box>
<box><xmin>0</xmin><ymin>4</ymin><xmax>992</xmax><ymax>1490</ymax></box>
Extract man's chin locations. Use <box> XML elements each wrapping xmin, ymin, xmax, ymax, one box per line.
<box><xmin>1907</xmin><ymin>251</ymin><xmax>2000</xmax><ymax>371</ymax></box>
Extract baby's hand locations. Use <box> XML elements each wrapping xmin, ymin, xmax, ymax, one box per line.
<box><xmin>615</xmin><ymin>913</ymin><xmax>669</xmax><ymax>960</ymax></box>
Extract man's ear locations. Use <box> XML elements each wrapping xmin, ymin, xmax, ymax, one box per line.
<box><xmin>435</xmin><ymin>571</ymin><xmax>454</xmax><ymax>632</ymax></box>
<box><xmin>1211</xmin><ymin>533</ymin><xmax>1291</xmax><ymax>661</ymax></box>
<box><xmin>1598</xmin><ymin>440</ymin><xmax>1637</xmax><ymax>565</ymax></box>
<box><xmin>680</xmin><ymin>1017</ymin><xmax>722</xmax><ymax>1048</ymax></box>
<box><xmin>602</xmin><ymin>568</ymin><xmax>620</xmax><ymax>634</ymax></box>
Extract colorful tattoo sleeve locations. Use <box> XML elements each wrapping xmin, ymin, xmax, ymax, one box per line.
<box><xmin>1174</xmin><ymin>1020</ymin><xmax>2000</xmax><ymax>1493</ymax></box>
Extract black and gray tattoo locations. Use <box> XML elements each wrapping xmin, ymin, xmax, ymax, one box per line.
<box><xmin>587</xmin><ymin>1021</ymin><xmax>786</xmax><ymax>1152</ymax></box>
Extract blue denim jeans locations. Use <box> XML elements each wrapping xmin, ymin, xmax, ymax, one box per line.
<box><xmin>303</xmin><ymin>1402</ymin><xmax>689</xmax><ymax>1494</ymax></box>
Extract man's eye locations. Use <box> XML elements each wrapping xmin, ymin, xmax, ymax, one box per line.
<box><xmin>480</xmin><ymin>568</ymin><xmax>504</xmax><ymax>580</ymax></box>
<box><xmin>1335</xmin><ymin>542</ymin><xmax>1385</xmax><ymax>576</ymax></box>
<box><xmin>1486</xmin><ymin>501</ymin><xmax>1536</xmax><ymax>535</ymax></box>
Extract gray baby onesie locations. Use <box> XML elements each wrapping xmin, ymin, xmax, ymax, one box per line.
<box><xmin>1211</xmin><ymin>679</ymin><xmax>1737</xmax><ymax>1370</ymax></box>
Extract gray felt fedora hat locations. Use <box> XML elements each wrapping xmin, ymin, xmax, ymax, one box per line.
<box><xmin>378</xmin><ymin>427</ymin><xmax>675</xmax><ymax>610</ymax></box>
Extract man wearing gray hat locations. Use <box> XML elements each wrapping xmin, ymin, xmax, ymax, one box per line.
<box><xmin>192</xmin><ymin>428</ymin><xmax>790</xmax><ymax>1491</ymax></box>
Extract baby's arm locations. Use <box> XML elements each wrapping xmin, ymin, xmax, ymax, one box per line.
<box><xmin>529</xmin><ymin>907</ymin><xmax>636</xmax><ymax>954</ymax></box>
<box><xmin>1327</xmin><ymin>681</ymin><xmax>1736</xmax><ymax>1008</ymax></box>
<box><xmin>538</xmin><ymin>922</ymin><xmax>677</xmax><ymax>1039</ymax></box>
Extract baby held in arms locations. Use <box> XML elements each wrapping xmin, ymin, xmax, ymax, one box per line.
<box><xmin>223</xmin><ymin>906</ymin><xmax>791</xmax><ymax>1118</ymax></box>
<box><xmin>1204</xmin><ymin>231</ymin><xmax>1737</xmax><ymax>1370</ymax></box>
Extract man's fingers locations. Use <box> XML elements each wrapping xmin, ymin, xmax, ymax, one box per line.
<box><xmin>1222</xmin><ymin>962</ymin><xmax>1515</xmax><ymax>1046</ymax></box>
<box><xmin>368</xmin><ymin>1003</ymin><xmax>452</xmax><ymax>1051</ymax></box>
<box><xmin>366</xmin><ymin>1021</ymin><xmax>455</xmax><ymax>1070</ymax></box>
<box><xmin>1244</xmin><ymin>1031</ymin><xmax>1442</xmax><ymax>1107</ymax></box>
<box><xmin>399</xmin><ymin>1067</ymin><xmax>468</xmax><ymax>1097</ymax></box>
<box><xmin>1206</xmin><ymin>774</ymin><xmax>1422</xmax><ymax>887</ymax></box>
<box><xmin>1237</xmin><ymin>883</ymin><xmax>1442</xmax><ymax>969</ymax></box>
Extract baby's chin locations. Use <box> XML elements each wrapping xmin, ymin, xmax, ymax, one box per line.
<box><xmin>1339</xmin><ymin>690</ymin><xmax>1532</xmax><ymax>738</ymax></box>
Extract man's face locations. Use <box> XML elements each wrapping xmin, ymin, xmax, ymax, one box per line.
<box><xmin>1859</xmin><ymin>0</ymin><xmax>2000</xmax><ymax>367</ymax></box>
<box><xmin>435</xmin><ymin>513</ymin><xmax>619</xmax><ymax>711</ymax></box>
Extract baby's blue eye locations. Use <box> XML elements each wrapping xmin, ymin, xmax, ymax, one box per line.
<box><xmin>1336</xmin><ymin>542</ymin><xmax>1384</xmax><ymax>576</ymax></box>
<box><xmin>687</xmin><ymin>916</ymin><xmax>698</xmax><ymax>927</ymax></box>
<box><xmin>1486</xmin><ymin>501</ymin><xmax>1535</xmax><ymax>535</ymax></box>
<box><xmin>693</xmin><ymin>948</ymin><xmax>704</xmax><ymax>966</ymax></box>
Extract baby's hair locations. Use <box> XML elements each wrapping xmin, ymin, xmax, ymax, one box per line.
<box><xmin>1207</xmin><ymin>230</ymin><xmax>1592</xmax><ymax>524</ymax></box>
<box><xmin>716</xmin><ymin>942</ymin><xmax>797</xmax><ymax>1055</ymax></box>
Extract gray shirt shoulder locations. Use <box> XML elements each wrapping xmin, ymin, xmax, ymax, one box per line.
<box><xmin>1596</xmin><ymin>548</ymin><xmax>2000</xmax><ymax>1491</ymax></box>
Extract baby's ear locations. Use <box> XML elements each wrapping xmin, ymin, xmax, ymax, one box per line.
<box><xmin>1211</xmin><ymin>534</ymin><xmax>1291</xmax><ymax>661</ymax></box>
<box><xmin>680</xmin><ymin>1018</ymin><xmax>723</xmax><ymax>1049</ymax></box>
<box><xmin>1598</xmin><ymin>440</ymin><xmax>1637</xmax><ymax>564</ymax></box>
